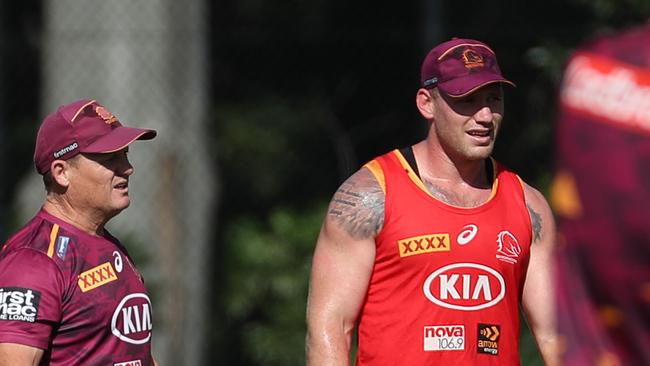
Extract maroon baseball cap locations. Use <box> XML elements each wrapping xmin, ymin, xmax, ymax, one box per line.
<box><xmin>420</xmin><ymin>38</ymin><xmax>515</xmax><ymax>97</ymax></box>
<box><xmin>34</xmin><ymin>99</ymin><xmax>157</xmax><ymax>174</ymax></box>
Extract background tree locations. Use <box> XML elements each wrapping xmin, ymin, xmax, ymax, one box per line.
<box><xmin>1</xmin><ymin>0</ymin><xmax>649</xmax><ymax>364</ymax></box>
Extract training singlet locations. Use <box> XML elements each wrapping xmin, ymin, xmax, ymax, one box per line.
<box><xmin>0</xmin><ymin>209</ymin><xmax>153</xmax><ymax>366</ymax></box>
<box><xmin>356</xmin><ymin>149</ymin><xmax>532</xmax><ymax>365</ymax></box>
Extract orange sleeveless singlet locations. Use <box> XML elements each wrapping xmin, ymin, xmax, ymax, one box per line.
<box><xmin>356</xmin><ymin>149</ymin><xmax>532</xmax><ymax>365</ymax></box>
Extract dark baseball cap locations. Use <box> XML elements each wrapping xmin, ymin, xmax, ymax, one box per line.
<box><xmin>420</xmin><ymin>38</ymin><xmax>515</xmax><ymax>97</ymax></box>
<box><xmin>34</xmin><ymin>99</ymin><xmax>157</xmax><ymax>175</ymax></box>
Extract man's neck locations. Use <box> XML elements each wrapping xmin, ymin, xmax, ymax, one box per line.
<box><xmin>412</xmin><ymin>140</ymin><xmax>490</xmax><ymax>188</ymax></box>
<box><xmin>42</xmin><ymin>198</ymin><xmax>106</xmax><ymax>236</ymax></box>
<box><xmin>411</xmin><ymin>141</ymin><xmax>493</xmax><ymax>208</ymax></box>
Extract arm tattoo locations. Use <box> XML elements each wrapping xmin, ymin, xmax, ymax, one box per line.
<box><xmin>527</xmin><ymin>204</ymin><xmax>542</xmax><ymax>243</ymax></box>
<box><xmin>328</xmin><ymin>169</ymin><xmax>384</xmax><ymax>240</ymax></box>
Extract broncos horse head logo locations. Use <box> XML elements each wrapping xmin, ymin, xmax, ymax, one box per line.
<box><xmin>495</xmin><ymin>231</ymin><xmax>521</xmax><ymax>264</ymax></box>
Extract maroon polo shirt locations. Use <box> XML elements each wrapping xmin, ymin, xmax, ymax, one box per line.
<box><xmin>0</xmin><ymin>209</ymin><xmax>153</xmax><ymax>366</ymax></box>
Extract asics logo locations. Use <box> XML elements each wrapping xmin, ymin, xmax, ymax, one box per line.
<box><xmin>456</xmin><ymin>224</ymin><xmax>478</xmax><ymax>245</ymax></box>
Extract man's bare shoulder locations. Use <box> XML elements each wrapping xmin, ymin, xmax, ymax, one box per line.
<box><xmin>522</xmin><ymin>182</ymin><xmax>555</xmax><ymax>245</ymax></box>
<box><xmin>326</xmin><ymin>167</ymin><xmax>385</xmax><ymax>240</ymax></box>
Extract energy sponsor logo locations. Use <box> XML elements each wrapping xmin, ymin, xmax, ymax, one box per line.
<box><xmin>398</xmin><ymin>233</ymin><xmax>450</xmax><ymax>257</ymax></box>
<box><xmin>114</xmin><ymin>360</ymin><xmax>142</xmax><ymax>366</ymax></box>
<box><xmin>495</xmin><ymin>231</ymin><xmax>521</xmax><ymax>264</ymax></box>
<box><xmin>477</xmin><ymin>323</ymin><xmax>500</xmax><ymax>355</ymax></box>
<box><xmin>424</xmin><ymin>325</ymin><xmax>465</xmax><ymax>351</ymax></box>
<box><xmin>423</xmin><ymin>263</ymin><xmax>506</xmax><ymax>311</ymax></box>
<box><xmin>78</xmin><ymin>262</ymin><xmax>118</xmax><ymax>292</ymax></box>
<box><xmin>0</xmin><ymin>287</ymin><xmax>41</xmax><ymax>323</ymax></box>
<box><xmin>112</xmin><ymin>293</ymin><xmax>153</xmax><ymax>344</ymax></box>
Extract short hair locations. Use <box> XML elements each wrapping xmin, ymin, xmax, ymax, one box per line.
<box><xmin>42</xmin><ymin>155</ymin><xmax>81</xmax><ymax>193</ymax></box>
<box><xmin>42</xmin><ymin>171</ymin><xmax>54</xmax><ymax>192</ymax></box>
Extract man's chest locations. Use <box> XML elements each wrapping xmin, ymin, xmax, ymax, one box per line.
<box><xmin>60</xmin><ymin>248</ymin><xmax>152</xmax><ymax>345</ymax></box>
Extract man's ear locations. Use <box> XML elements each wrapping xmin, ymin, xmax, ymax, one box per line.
<box><xmin>50</xmin><ymin>160</ymin><xmax>72</xmax><ymax>188</ymax></box>
<box><xmin>416</xmin><ymin>88</ymin><xmax>435</xmax><ymax>120</ymax></box>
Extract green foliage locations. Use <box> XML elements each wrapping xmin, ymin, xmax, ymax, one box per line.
<box><xmin>520</xmin><ymin>314</ymin><xmax>545</xmax><ymax>365</ymax></box>
<box><xmin>575</xmin><ymin>0</ymin><xmax>650</xmax><ymax>24</ymax></box>
<box><xmin>211</xmin><ymin>97</ymin><xmax>351</xmax><ymax>364</ymax></box>
<box><xmin>220</xmin><ymin>204</ymin><xmax>326</xmax><ymax>366</ymax></box>
<box><xmin>212</xmin><ymin>98</ymin><xmax>349</xmax><ymax>217</ymax></box>
<box><xmin>207</xmin><ymin>1</ymin><xmax>650</xmax><ymax>365</ymax></box>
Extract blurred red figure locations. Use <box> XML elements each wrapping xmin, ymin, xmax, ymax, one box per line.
<box><xmin>552</xmin><ymin>24</ymin><xmax>650</xmax><ymax>366</ymax></box>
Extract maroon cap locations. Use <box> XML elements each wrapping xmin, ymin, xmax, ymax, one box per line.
<box><xmin>420</xmin><ymin>38</ymin><xmax>515</xmax><ymax>97</ymax></box>
<box><xmin>34</xmin><ymin>99</ymin><xmax>157</xmax><ymax>174</ymax></box>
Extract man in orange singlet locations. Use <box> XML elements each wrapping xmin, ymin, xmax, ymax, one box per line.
<box><xmin>306</xmin><ymin>38</ymin><xmax>559</xmax><ymax>365</ymax></box>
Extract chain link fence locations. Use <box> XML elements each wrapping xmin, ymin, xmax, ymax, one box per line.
<box><xmin>7</xmin><ymin>1</ymin><xmax>214</xmax><ymax>364</ymax></box>
<box><xmin>4</xmin><ymin>0</ymin><xmax>626</xmax><ymax>364</ymax></box>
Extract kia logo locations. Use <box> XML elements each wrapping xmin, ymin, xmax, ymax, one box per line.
<box><xmin>111</xmin><ymin>293</ymin><xmax>153</xmax><ymax>344</ymax></box>
<box><xmin>423</xmin><ymin>263</ymin><xmax>505</xmax><ymax>311</ymax></box>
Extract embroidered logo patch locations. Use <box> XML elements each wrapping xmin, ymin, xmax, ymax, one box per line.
<box><xmin>95</xmin><ymin>105</ymin><xmax>118</xmax><ymax>125</ymax></box>
<box><xmin>462</xmin><ymin>48</ymin><xmax>485</xmax><ymax>69</ymax></box>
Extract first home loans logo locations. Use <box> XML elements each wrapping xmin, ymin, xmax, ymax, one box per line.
<box><xmin>0</xmin><ymin>287</ymin><xmax>41</xmax><ymax>323</ymax></box>
<box><xmin>398</xmin><ymin>233</ymin><xmax>450</xmax><ymax>258</ymax></box>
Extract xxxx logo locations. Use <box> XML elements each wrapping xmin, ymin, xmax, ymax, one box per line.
<box><xmin>78</xmin><ymin>262</ymin><xmax>118</xmax><ymax>293</ymax></box>
<box><xmin>398</xmin><ymin>233</ymin><xmax>450</xmax><ymax>258</ymax></box>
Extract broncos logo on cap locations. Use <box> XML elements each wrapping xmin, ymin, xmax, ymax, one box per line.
<box><xmin>95</xmin><ymin>105</ymin><xmax>118</xmax><ymax>125</ymax></box>
<box><xmin>462</xmin><ymin>48</ymin><xmax>485</xmax><ymax>69</ymax></box>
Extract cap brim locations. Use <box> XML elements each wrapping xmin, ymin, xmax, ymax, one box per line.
<box><xmin>438</xmin><ymin>72</ymin><xmax>516</xmax><ymax>98</ymax></box>
<box><xmin>82</xmin><ymin>126</ymin><xmax>157</xmax><ymax>154</ymax></box>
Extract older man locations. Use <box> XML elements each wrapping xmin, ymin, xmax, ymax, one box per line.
<box><xmin>306</xmin><ymin>38</ymin><xmax>558</xmax><ymax>365</ymax></box>
<box><xmin>0</xmin><ymin>100</ymin><xmax>158</xmax><ymax>365</ymax></box>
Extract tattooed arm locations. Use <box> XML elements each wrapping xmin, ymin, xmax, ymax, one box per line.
<box><xmin>306</xmin><ymin>167</ymin><xmax>384</xmax><ymax>366</ymax></box>
<box><xmin>521</xmin><ymin>183</ymin><xmax>560</xmax><ymax>366</ymax></box>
